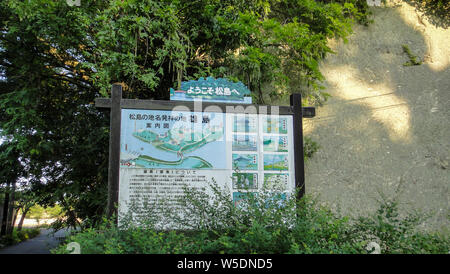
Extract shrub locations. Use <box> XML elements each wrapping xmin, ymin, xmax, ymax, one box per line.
<box><xmin>349</xmin><ymin>198</ymin><xmax>449</xmax><ymax>254</ymax></box>
<box><xmin>52</xmin><ymin>181</ymin><xmax>448</xmax><ymax>254</ymax></box>
<box><xmin>0</xmin><ymin>228</ymin><xmax>41</xmax><ymax>247</ymax></box>
<box><xmin>304</xmin><ymin>137</ymin><xmax>320</xmax><ymax>161</ymax></box>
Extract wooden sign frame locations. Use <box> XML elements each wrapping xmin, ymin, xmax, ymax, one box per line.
<box><xmin>95</xmin><ymin>84</ymin><xmax>315</xmax><ymax>219</ymax></box>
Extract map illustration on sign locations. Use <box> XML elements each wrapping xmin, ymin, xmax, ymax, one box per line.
<box><xmin>263</xmin><ymin>136</ymin><xmax>288</xmax><ymax>152</ymax></box>
<box><xmin>120</xmin><ymin>109</ymin><xmax>226</xmax><ymax>169</ymax></box>
<box><xmin>263</xmin><ymin>154</ymin><xmax>289</xmax><ymax>170</ymax></box>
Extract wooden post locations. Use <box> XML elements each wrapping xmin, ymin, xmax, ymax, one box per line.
<box><xmin>290</xmin><ymin>93</ymin><xmax>305</xmax><ymax>201</ymax></box>
<box><xmin>107</xmin><ymin>84</ymin><xmax>122</xmax><ymax>221</ymax></box>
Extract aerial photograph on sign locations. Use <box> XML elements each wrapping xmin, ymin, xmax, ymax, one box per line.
<box><xmin>232</xmin><ymin>134</ymin><xmax>258</xmax><ymax>151</ymax></box>
<box><xmin>263</xmin><ymin>117</ymin><xmax>288</xmax><ymax>134</ymax></box>
<box><xmin>263</xmin><ymin>154</ymin><xmax>289</xmax><ymax>171</ymax></box>
<box><xmin>232</xmin><ymin>153</ymin><xmax>258</xmax><ymax>170</ymax></box>
<box><xmin>120</xmin><ymin>109</ymin><xmax>226</xmax><ymax>169</ymax></box>
<box><xmin>232</xmin><ymin>173</ymin><xmax>258</xmax><ymax>189</ymax></box>
<box><xmin>263</xmin><ymin>173</ymin><xmax>289</xmax><ymax>190</ymax></box>
<box><xmin>263</xmin><ymin>136</ymin><xmax>288</xmax><ymax>152</ymax></box>
<box><xmin>232</xmin><ymin>192</ymin><xmax>257</xmax><ymax>207</ymax></box>
<box><xmin>233</xmin><ymin>114</ymin><xmax>258</xmax><ymax>133</ymax></box>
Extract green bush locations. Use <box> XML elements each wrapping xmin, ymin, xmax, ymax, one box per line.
<box><xmin>349</xmin><ymin>198</ymin><xmax>449</xmax><ymax>254</ymax></box>
<box><xmin>52</xmin><ymin>181</ymin><xmax>448</xmax><ymax>254</ymax></box>
<box><xmin>0</xmin><ymin>228</ymin><xmax>41</xmax><ymax>247</ymax></box>
<box><xmin>304</xmin><ymin>137</ymin><xmax>320</xmax><ymax>161</ymax></box>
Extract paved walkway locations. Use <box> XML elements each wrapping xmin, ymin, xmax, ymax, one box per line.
<box><xmin>0</xmin><ymin>228</ymin><xmax>70</xmax><ymax>254</ymax></box>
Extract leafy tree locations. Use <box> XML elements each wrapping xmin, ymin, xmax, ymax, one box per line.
<box><xmin>14</xmin><ymin>189</ymin><xmax>40</xmax><ymax>231</ymax></box>
<box><xmin>0</xmin><ymin>0</ymin><xmax>110</xmax><ymax>228</ymax></box>
<box><xmin>0</xmin><ymin>0</ymin><xmax>370</xmax><ymax>228</ymax></box>
<box><xmin>28</xmin><ymin>204</ymin><xmax>46</xmax><ymax>225</ymax></box>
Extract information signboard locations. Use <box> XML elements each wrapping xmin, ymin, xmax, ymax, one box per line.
<box><xmin>118</xmin><ymin>109</ymin><xmax>295</xmax><ymax>225</ymax></box>
<box><xmin>95</xmin><ymin>84</ymin><xmax>315</xmax><ymax>226</ymax></box>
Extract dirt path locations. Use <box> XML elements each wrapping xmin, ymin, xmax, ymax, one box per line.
<box><xmin>304</xmin><ymin>1</ymin><xmax>449</xmax><ymax>232</ymax></box>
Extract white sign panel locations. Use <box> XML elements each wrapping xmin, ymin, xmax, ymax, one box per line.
<box><xmin>118</xmin><ymin>109</ymin><xmax>295</xmax><ymax>227</ymax></box>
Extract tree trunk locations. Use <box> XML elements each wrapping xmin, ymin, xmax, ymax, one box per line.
<box><xmin>17</xmin><ymin>207</ymin><xmax>30</xmax><ymax>231</ymax></box>
<box><xmin>1</xmin><ymin>182</ymin><xmax>11</xmax><ymax>236</ymax></box>
<box><xmin>257</xmin><ymin>81</ymin><xmax>265</xmax><ymax>105</ymax></box>
<box><xmin>6</xmin><ymin>182</ymin><xmax>16</xmax><ymax>234</ymax></box>
<box><xmin>12</xmin><ymin>209</ymin><xmax>18</xmax><ymax>230</ymax></box>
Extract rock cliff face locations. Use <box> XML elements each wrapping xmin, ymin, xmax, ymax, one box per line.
<box><xmin>304</xmin><ymin>1</ymin><xmax>449</xmax><ymax>231</ymax></box>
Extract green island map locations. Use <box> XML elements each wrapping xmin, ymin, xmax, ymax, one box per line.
<box><xmin>121</xmin><ymin>110</ymin><xmax>225</xmax><ymax>169</ymax></box>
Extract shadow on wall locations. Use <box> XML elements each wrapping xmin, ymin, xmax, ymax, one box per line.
<box><xmin>304</xmin><ymin>2</ymin><xmax>449</xmax><ymax>231</ymax></box>
<box><xmin>403</xmin><ymin>0</ymin><xmax>450</xmax><ymax>28</ymax></box>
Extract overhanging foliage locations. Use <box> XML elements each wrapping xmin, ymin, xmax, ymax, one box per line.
<box><xmin>0</xmin><ymin>0</ymin><xmax>370</xmax><ymax>228</ymax></box>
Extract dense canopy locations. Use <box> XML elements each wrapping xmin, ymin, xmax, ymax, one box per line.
<box><xmin>0</xmin><ymin>0</ymin><xmax>370</xmax><ymax>227</ymax></box>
